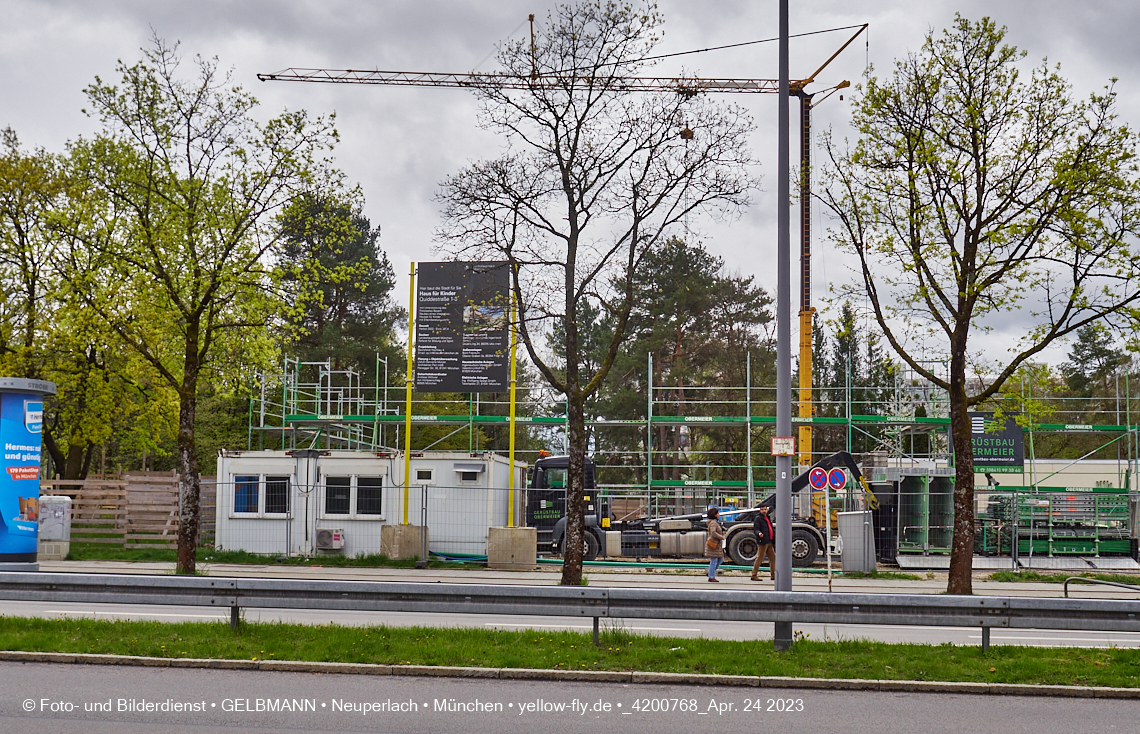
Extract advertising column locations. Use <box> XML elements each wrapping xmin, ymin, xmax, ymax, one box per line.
<box><xmin>0</xmin><ymin>377</ymin><xmax>56</xmax><ymax>570</ymax></box>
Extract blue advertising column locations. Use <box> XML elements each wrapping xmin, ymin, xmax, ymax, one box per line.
<box><xmin>0</xmin><ymin>377</ymin><xmax>56</xmax><ymax>571</ymax></box>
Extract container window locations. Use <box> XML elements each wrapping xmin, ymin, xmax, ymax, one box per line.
<box><xmin>357</xmin><ymin>476</ymin><xmax>383</xmax><ymax>515</ymax></box>
<box><xmin>234</xmin><ymin>475</ymin><xmax>259</xmax><ymax>513</ymax></box>
<box><xmin>325</xmin><ymin>476</ymin><xmax>351</xmax><ymax>514</ymax></box>
<box><xmin>265</xmin><ymin>476</ymin><xmax>290</xmax><ymax>514</ymax></box>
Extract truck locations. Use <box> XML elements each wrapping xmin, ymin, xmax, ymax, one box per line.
<box><xmin>526</xmin><ymin>452</ymin><xmax>874</xmax><ymax>567</ymax></box>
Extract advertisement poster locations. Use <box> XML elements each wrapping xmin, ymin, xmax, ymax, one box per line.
<box><xmin>414</xmin><ymin>261</ymin><xmax>510</xmax><ymax>393</ymax></box>
<box><xmin>0</xmin><ymin>392</ymin><xmax>42</xmax><ymax>560</ymax></box>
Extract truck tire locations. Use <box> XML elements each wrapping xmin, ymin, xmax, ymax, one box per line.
<box><xmin>791</xmin><ymin>528</ymin><xmax>819</xmax><ymax>567</ymax></box>
<box><xmin>583</xmin><ymin>531</ymin><xmax>600</xmax><ymax>561</ymax></box>
<box><xmin>727</xmin><ymin>530</ymin><xmax>759</xmax><ymax>566</ymax></box>
<box><xmin>552</xmin><ymin>526</ymin><xmax>599</xmax><ymax>561</ymax></box>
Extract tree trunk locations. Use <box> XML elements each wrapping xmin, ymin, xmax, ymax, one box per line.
<box><xmin>947</xmin><ymin>355</ymin><xmax>975</xmax><ymax>595</ymax></box>
<box><xmin>176</xmin><ymin>324</ymin><xmax>202</xmax><ymax>575</ymax></box>
<box><xmin>63</xmin><ymin>443</ymin><xmax>88</xmax><ymax>481</ymax></box>
<box><xmin>560</xmin><ymin>393</ymin><xmax>587</xmax><ymax>586</ymax></box>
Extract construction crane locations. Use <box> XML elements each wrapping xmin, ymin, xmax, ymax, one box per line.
<box><xmin>258</xmin><ymin>20</ymin><xmax>866</xmax><ymax>471</ymax></box>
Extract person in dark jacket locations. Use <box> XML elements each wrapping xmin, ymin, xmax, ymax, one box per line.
<box><xmin>751</xmin><ymin>504</ymin><xmax>776</xmax><ymax>581</ymax></box>
<box><xmin>704</xmin><ymin>506</ymin><xmax>725</xmax><ymax>582</ymax></box>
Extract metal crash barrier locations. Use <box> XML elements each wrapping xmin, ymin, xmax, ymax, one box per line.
<box><xmin>1</xmin><ymin>572</ymin><xmax>1139</xmax><ymax>651</ymax></box>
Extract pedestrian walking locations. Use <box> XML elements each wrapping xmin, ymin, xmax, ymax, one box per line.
<box><xmin>751</xmin><ymin>504</ymin><xmax>776</xmax><ymax>582</ymax></box>
<box><xmin>705</xmin><ymin>505</ymin><xmax>725</xmax><ymax>582</ymax></box>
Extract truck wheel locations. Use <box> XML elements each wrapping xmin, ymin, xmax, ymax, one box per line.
<box><xmin>727</xmin><ymin>531</ymin><xmax>759</xmax><ymax>566</ymax></box>
<box><xmin>583</xmin><ymin>531</ymin><xmax>600</xmax><ymax>562</ymax></box>
<box><xmin>791</xmin><ymin>529</ymin><xmax>819</xmax><ymax>567</ymax></box>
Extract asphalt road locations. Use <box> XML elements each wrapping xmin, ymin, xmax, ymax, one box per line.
<box><xmin>5</xmin><ymin>598</ymin><xmax>1140</xmax><ymax>648</ymax></box>
<box><xmin>1</xmin><ymin>661</ymin><xmax>1135</xmax><ymax>734</ymax></box>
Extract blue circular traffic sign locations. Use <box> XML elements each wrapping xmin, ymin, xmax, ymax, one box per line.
<box><xmin>827</xmin><ymin>467</ymin><xmax>848</xmax><ymax>490</ymax></box>
<box><xmin>808</xmin><ymin>467</ymin><xmax>828</xmax><ymax>490</ymax></box>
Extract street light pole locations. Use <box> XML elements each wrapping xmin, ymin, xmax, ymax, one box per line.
<box><xmin>774</xmin><ymin>0</ymin><xmax>794</xmax><ymax>652</ymax></box>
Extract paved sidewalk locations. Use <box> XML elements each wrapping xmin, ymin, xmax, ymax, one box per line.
<box><xmin>36</xmin><ymin>560</ymin><xmax>1140</xmax><ymax>599</ymax></box>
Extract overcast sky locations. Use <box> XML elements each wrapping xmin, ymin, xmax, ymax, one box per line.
<box><xmin>3</xmin><ymin>0</ymin><xmax>1137</xmax><ymax>370</ymax></box>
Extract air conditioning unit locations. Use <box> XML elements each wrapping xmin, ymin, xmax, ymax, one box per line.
<box><xmin>315</xmin><ymin>528</ymin><xmax>345</xmax><ymax>550</ymax></box>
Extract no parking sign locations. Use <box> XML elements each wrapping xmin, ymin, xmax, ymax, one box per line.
<box><xmin>827</xmin><ymin>467</ymin><xmax>848</xmax><ymax>490</ymax></box>
<box><xmin>808</xmin><ymin>467</ymin><xmax>828</xmax><ymax>490</ymax></box>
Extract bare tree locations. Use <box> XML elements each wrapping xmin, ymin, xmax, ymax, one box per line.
<box><xmin>437</xmin><ymin>1</ymin><xmax>755</xmax><ymax>584</ymax></box>
<box><xmin>821</xmin><ymin>16</ymin><xmax>1140</xmax><ymax>594</ymax></box>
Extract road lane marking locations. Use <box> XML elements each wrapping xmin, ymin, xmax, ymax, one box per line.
<box><xmin>967</xmin><ymin>634</ymin><xmax>1140</xmax><ymax>642</ymax></box>
<box><xmin>483</xmin><ymin>620</ymin><xmax>702</xmax><ymax>633</ymax></box>
<box><xmin>47</xmin><ymin>610</ymin><xmax>226</xmax><ymax>619</ymax></box>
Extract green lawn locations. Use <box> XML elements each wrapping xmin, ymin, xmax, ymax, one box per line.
<box><xmin>836</xmin><ymin>570</ymin><xmax>923</xmax><ymax>581</ymax></box>
<box><xmin>988</xmin><ymin>570</ymin><xmax>1140</xmax><ymax>586</ymax></box>
<box><xmin>1</xmin><ymin>617</ymin><xmax>1138</xmax><ymax>687</ymax></box>
<box><xmin>65</xmin><ymin>544</ymin><xmax>466</xmax><ymax>569</ymax></box>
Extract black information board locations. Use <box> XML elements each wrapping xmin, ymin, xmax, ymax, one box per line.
<box><xmin>414</xmin><ymin>261</ymin><xmax>509</xmax><ymax>393</ymax></box>
<box><xmin>951</xmin><ymin>411</ymin><xmax>1025</xmax><ymax>473</ymax></box>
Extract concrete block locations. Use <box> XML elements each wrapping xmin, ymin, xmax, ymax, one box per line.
<box><xmin>259</xmin><ymin>660</ymin><xmax>393</xmax><ymax>675</ymax></box>
<box><xmin>393</xmin><ymin>665</ymin><xmax>498</xmax><ymax>678</ymax></box>
<box><xmin>0</xmin><ymin>651</ymin><xmax>77</xmax><ymax>664</ymax></box>
<box><xmin>989</xmin><ymin>683</ymin><xmax>1096</xmax><ymax>698</ymax></box>
<box><xmin>381</xmin><ymin>524</ymin><xmax>427</xmax><ymax>560</ymax></box>
<box><xmin>168</xmin><ymin>658</ymin><xmax>257</xmax><ymax>670</ymax></box>
<box><xmin>632</xmin><ymin>671</ymin><xmax>758</xmax><ymax>687</ymax></box>
<box><xmin>487</xmin><ymin>526</ymin><xmax>538</xmax><ymax>570</ymax></box>
<box><xmin>500</xmin><ymin>668</ymin><xmax>631</xmax><ymax>682</ymax></box>
<box><xmin>760</xmin><ymin>676</ymin><xmax>879</xmax><ymax>691</ymax></box>
<box><xmin>879</xmin><ymin>680</ymin><xmax>989</xmax><ymax>695</ymax></box>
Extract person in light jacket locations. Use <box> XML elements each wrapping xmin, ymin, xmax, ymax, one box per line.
<box><xmin>705</xmin><ymin>506</ymin><xmax>725</xmax><ymax>582</ymax></box>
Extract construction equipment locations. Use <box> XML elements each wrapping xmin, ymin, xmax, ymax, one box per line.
<box><xmin>534</xmin><ymin>451</ymin><xmax>876</xmax><ymax>566</ymax></box>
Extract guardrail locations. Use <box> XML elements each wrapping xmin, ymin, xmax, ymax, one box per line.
<box><xmin>2</xmin><ymin>572</ymin><xmax>1139</xmax><ymax>651</ymax></box>
<box><xmin>1064</xmin><ymin>576</ymin><xmax>1140</xmax><ymax>598</ymax></box>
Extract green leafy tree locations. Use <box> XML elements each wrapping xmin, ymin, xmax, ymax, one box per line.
<box><xmin>0</xmin><ymin>128</ymin><xmax>142</xmax><ymax>479</ymax></box>
<box><xmin>1062</xmin><ymin>324</ymin><xmax>1125</xmax><ymax>398</ymax></box>
<box><xmin>821</xmin><ymin>16</ymin><xmax>1140</xmax><ymax>594</ymax></box>
<box><xmin>279</xmin><ymin>191</ymin><xmax>404</xmax><ymax>373</ymax></box>
<box><xmin>60</xmin><ymin>39</ymin><xmax>337</xmax><ymax>572</ymax></box>
<box><xmin>605</xmin><ymin>237</ymin><xmax>771</xmax><ymax>484</ymax></box>
<box><xmin>437</xmin><ymin>2</ymin><xmax>755</xmax><ymax>584</ymax></box>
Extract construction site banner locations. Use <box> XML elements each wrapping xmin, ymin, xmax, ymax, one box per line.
<box><xmin>958</xmin><ymin>411</ymin><xmax>1025</xmax><ymax>473</ymax></box>
<box><xmin>414</xmin><ymin>261</ymin><xmax>509</xmax><ymax>393</ymax></box>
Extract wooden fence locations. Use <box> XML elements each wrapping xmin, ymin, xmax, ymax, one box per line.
<box><xmin>40</xmin><ymin>473</ymin><xmax>216</xmax><ymax>549</ymax></box>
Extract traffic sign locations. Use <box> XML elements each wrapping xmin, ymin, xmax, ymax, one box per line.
<box><xmin>808</xmin><ymin>467</ymin><xmax>828</xmax><ymax>490</ymax></box>
<box><xmin>827</xmin><ymin>467</ymin><xmax>848</xmax><ymax>490</ymax></box>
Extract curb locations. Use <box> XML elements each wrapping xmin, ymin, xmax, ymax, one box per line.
<box><xmin>1</xmin><ymin>651</ymin><xmax>1137</xmax><ymax>699</ymax></box>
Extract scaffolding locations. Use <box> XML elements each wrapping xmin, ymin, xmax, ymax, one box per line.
<box><xmin>246</xmin><ymin>354</ymin><xmax>1140</xmax><ymax>559</ymax></box>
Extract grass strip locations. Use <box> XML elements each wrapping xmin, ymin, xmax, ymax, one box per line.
<box><xmin>835</xmin><ymin>571</ymin><xmax>923</xmax><ymax>581</ymax></box>
<box><xmin>1</xmin><ymin>616</ymin><xmax>1138</xmax><ymax>688</ymax></box>
<box><xmin>64</xmin><ymin>544</ymin><xmax>466</xmax><ymax>569</ymax></box>
<box><xmin>988</xmin><ymin>571</ymin><xmax>1140</xmax><ymax>586</ymax></box>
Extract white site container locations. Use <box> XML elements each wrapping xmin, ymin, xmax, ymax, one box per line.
<box><xmin>214</xmin><ymin>450</ymin><xmax>526</xmax><ymax>558</ymax></box>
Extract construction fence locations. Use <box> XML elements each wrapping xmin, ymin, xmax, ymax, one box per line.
<box><xmin>41</xmin><ymin>472</ymin><xmax>217</xmax><ymax>549</ymax></box>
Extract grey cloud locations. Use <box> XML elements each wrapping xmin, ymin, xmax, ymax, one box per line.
<box><xmin>0</xmin><ymin>0</ymin><xmax>1133</xmax><ymax>369</ymax></box>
